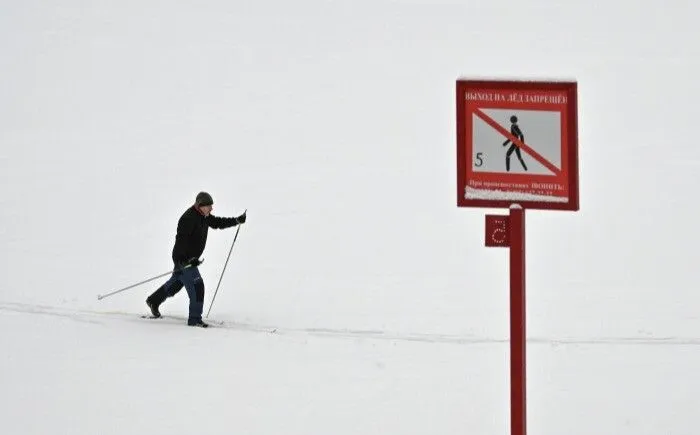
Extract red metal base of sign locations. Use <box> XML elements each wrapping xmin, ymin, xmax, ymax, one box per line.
<box><xmin>509</xmin><ymin>206</ymin><xmax>526</xmax><ymax>435</ymax></box>
<box><xmin>484</xmin><ymin>206</ymin><xmax>526</xmax><ymax>435</ymax></box>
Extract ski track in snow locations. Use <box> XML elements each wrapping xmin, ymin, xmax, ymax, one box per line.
<box><xmin>1</xmin><ymin>301</ymin><xmax>699</xmax><ymax>346</ymax></box>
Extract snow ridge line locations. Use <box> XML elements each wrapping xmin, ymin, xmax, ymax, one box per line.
<box><xmin>1</xmin><ymin>302</ymin><xmax>699</xmax><ymax>346</ymax></box>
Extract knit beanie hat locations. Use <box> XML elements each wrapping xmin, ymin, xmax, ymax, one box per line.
<box><xmin>195</xmin><ymin>191</ymin><xmax>214</xmax><ymax>207</ymax></box>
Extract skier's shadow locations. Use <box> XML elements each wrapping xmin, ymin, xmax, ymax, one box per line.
<box><xmin>502</xmin><ymin>115</ymin><xmax>528</xmax><ymax>171</ymax></box>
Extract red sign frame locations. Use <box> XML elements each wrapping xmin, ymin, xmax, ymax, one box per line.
<box><xmin>456</xmin><ymin>79</ymin><xmax>579</xmax><ymax>211</ymax></box>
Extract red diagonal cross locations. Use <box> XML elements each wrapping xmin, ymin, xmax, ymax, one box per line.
<box><xmin>473</xmin><ymin>108</ymin><xmax>562</xmax><ymax>177</ymax></box>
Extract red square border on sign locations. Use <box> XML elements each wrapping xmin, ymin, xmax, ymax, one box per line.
<box><xmin>456</xmin><ymin>78</ymin><xmax>579</xmax><ymax>211</ymax></box>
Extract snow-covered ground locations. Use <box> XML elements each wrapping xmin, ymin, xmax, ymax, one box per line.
<box><xmin>2</xmin><ymin>1</ymin><xmax>700</xmax><ymax>434</ymax></box>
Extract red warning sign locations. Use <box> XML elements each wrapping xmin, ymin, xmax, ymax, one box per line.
<box><xmin>456</xmin><ymin>79</ymin><xmax>579</xmax><ymax>211</ymax></box>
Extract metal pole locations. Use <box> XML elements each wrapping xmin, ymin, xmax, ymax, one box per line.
<box><xmin>97</xmin><ymin>263</ymin><xmax>197</xmax><ymax>300</ymax></box>
<box><xmin>206</xmin><ymin>213</ymin><xmax>245</xmax><ymax>318</ymax></box>
<box><xmin>509</xmin><ymin>205</ymin><xmax>526</xmax><ymax>435</ymax></box>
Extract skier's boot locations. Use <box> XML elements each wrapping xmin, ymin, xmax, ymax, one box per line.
<box><xmin>146</xmin><ymin>296</ymin><xmax>162</xmax><ymax>318</ymax></box>
<box><xmin>145</xmin><ymin>285</ymin><xmax>169</xmax><ymax>318</ymax></box>
<box><xmin>188</xmin><ymin>319</ymin><xmax>209</xmax><ymax>328</ymax></box>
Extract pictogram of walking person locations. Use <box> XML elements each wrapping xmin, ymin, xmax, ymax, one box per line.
<box><xmin>502</xmin><ymin>115</ymin><xmax>528</xmax><ymax>171</ymax></box>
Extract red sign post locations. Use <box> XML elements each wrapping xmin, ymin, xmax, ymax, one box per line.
<box><xmin>457</xmin><ymin>78</ymin><xmax>579</xmax><ymax>435</ymax></box>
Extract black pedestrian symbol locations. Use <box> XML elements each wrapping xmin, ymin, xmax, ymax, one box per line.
<box><xmin>502</xmin><ymin>115</ymin><xmax>528</xmax><ymax>172</ymax></box>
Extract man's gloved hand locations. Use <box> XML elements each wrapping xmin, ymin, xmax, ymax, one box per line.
<box><xmin>177</xmin><ymin>257</ymin><xmax>202</xmax><ymax>270</ymax></box>
<box><xmin>186</xmin><ymin>257</ymin><xmax>202</xmax><ymax>267</ymax></box>
<box><xmin>236</xmin><ymin>211</ymin><xmax>247</xmax><ymax>224</ymax></box>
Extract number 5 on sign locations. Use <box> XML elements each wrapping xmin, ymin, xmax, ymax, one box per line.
<box><xmin>474</xmin><ymin>152</ymin><xmax>485</xmax><ymax>168</ymax></box>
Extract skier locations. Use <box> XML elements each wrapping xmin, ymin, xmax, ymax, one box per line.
<box><xmin>502</xmin><ymin>115</ymin><xmax>528</xmax><ymax>171</ymax></box>
<box><xmin>145</xmin><ymin>191</ymin><xmax>247</xmax><ymax>327</ymax></box>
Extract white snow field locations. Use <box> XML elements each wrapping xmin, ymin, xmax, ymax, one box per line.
<box><xmin>2</xmin><ymin>1</ymin><xmax>700</xmax><ymax>434</ymax></box>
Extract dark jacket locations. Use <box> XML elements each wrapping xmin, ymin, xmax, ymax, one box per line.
<box><xmin>171</xmin><ymin>206</ymin><xmax>239</xmax><ymax>265</ymax></box>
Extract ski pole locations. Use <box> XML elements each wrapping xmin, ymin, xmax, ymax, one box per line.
<box><xmin>207</xmin><ymin>211</ymin><xmax>245</xmax><ymax>318</ymax></box>
<box><xmin>97</xmin><ymin>261</ymin><xmax>201</xmax><ymax>301</ymax></box>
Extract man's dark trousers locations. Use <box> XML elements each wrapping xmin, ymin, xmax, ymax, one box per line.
<box><xmin>147</xmin><ymin>266</ymin><xmax>205</xmax><ymax>323</ymax></box>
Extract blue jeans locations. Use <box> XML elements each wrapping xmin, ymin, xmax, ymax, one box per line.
<box><xmin>158</xmin><ymin>266</ymin><xmax>205</xmax><ymax>323</ymax></box>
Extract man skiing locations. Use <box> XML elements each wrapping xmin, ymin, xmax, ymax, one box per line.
<box><xmin>146</xmin><ymin>191</ymin><xmax>247</xmax><ymax>327</ymax></box>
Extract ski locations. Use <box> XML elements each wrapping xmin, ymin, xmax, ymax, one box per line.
<box><xmin>139</xmin><ymin>313</ymin><xmax>277</xmax><ymax>333</ymax></box>
<box><xmin>140</xmin><ymin>314</ymin><xmax>224</xmax><ymax>327</ymax></box>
